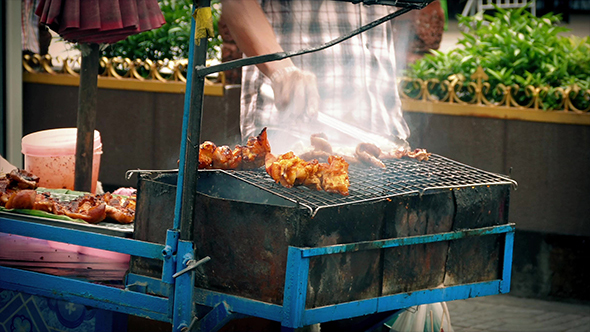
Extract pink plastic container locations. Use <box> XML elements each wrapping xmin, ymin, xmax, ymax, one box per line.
<box><xmin>21</xmin><ymin>128</ymin><xmax>103</xmax><ymax>193</ymax></box>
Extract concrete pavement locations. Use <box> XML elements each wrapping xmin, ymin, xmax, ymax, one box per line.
<box><xmin>446</xmin><ymin>294</ymin><xmax>590</xmax><ymax>332</ymax></box>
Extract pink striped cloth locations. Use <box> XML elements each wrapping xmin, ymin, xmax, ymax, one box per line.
<box><xmin>35</xmin><ymin>0</ymin><xmax>165</xmax><ymax>44</ymax></box>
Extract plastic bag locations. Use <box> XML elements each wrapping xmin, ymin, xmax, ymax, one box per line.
<box><xmin>386</xmin><ymin>302</ymin><xmax>454</xmax><ymax>332</ymax></box>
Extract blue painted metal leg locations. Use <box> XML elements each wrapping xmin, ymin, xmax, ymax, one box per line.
<box><xmin>162</xmin><ymin>229</ymin><xmax>180</xmax><ymax>318</ymax></box>
<box><xmin>163</xmin><ymin>229</ymin><xmax>180</xmax><ymax>285</ymax></box>
<box><xmin>173</xmin><ymin>240</ymin><xmax>196</xmax><ymax>331</ymax></box>
<box><xmin>282</xmin><ymin>247</ymin><xmax>310</xmax><ymax>329</ymax></box>
<box><xmin>500</xmin><ymin>230</ymin><xmax>515</xmax><ymax>293</ymax></box>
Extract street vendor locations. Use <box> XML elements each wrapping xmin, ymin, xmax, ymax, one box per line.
<box><xmin>221</xmin><ymin>0</ymin><xmax>410</xmax><ymax>153</ymax></box>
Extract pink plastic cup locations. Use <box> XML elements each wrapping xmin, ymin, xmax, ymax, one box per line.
<box><xmin>21</xmin><ymin>128</ymin><xmax>103</xmax><ymax>194</ymax></box>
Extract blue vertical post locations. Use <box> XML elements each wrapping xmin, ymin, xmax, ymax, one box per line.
<box><xmin>282</xmin><ymin>247</ymin><xmax>310</xmax><ymax>330</ymax></box>
<box><xmin>173</xmin><ymin>2</ymin><xmax>197</xmax><ymax>231</ymax></box>
<box><xmin>172</xmin><ymin>0</ymin><xmax>210</xmax><ymax>329</ymax></box>
<box><xmin>175</xmin><ymin>0</ymin><xmax>211</xmax><ymax>240</ymax></box>
<box><xmin>173</xmin><ymin>240</ymin><xmax>196</xmax><ymax>331</ymax></box>
<box><xmin>500</xmin><ymin>230</ymin><xmax>515</xmax><ymax>294</ymax></box>
<box><xmin>162</xmin><ymin>229</ymin><xmax>180</xmax><ymax>317</ymax></box>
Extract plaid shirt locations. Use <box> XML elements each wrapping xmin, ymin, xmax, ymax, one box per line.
<box><xmin>240</xmin><ymin>0</ymin><xmax>410</xmax><ymax>150</ymax></box>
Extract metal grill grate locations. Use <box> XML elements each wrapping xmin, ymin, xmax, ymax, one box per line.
<box><xmin>207</xmin><ymin>154</ymin><xmax>517</xmax><ymax>216</ymax></box>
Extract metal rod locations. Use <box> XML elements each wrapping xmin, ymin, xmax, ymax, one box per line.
<box><xmin>178</xmin><ymin>0</ymin><xmax>210</xmax><ymax>240</ymax></box>
<box><xmin>74</xmin><ymin>43</ymin><xmax>99</xmax><ymax>193</ymax></box>
<box><xmin>302</xmin><ymin>280</ymin><xmax>504</xmax><ymax>326</ymax></box>
<box><xmin>174</xmin><ymin>8</ymin><xmax>197</xmax><ymax>232</ymax></box>
<box><xmin>0</xmin><ymin>265</ymin><xmax>170</xmax><ymax>322</ymax></box>
<box><xmin>196</xmin><ymin>7</ymin><xmax>412</xmax><ymax>78</ymax></box>
<box><xmin>302</xmin><ymin>223</ymin><xmax>515</xmax><ymax>257</ymax></box>
<box><xmin>0</xmin><ymin>216</ymin><xmax>166</xmax><ymax>259</ymax></box>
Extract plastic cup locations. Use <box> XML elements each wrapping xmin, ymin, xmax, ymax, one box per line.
<box><xmin>21</xmin><ymin>128</ymin><xmax>102</xmax><ymax>193</ymax></box>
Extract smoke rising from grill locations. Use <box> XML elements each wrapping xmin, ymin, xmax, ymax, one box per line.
<box><xmin>240</xmin><ymin>2</ymin><xmax>412</xmax><ymax>156</ymax></box>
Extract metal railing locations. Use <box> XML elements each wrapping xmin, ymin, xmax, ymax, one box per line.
<box><xmin>462</xmin><ymin>0</ymin><xmax>536</xmax><ymax>16</ymax></box>
<box><xmin>400</xmin><ymin>66</ymin><xmax>590</xmax><ymax>113</ymax></box>
<box><xmin>22</xmin><ymin>53</ymin><xmax>225</xmax><ymax>96</ymax></box>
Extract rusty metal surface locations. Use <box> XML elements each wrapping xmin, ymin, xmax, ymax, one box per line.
<box><xmin>443</xmin><ymin>185</ymin><xmax>510</xmax><ymax>286</ymax></box>
<box><xmin>131</xmin><ymin>174</ymin><xmax>177</xmax><ymax>278</ymax></box>
<box><xmin>303</xmin><ymin>203</ymin><xmax>385</xmax><ymax>308</ymax></box>
<box><xmin>133</xmin><ymin>162</ymin><xmax>512</xmax><ymax>308</ymax></box>
<box><xmin>382</xmin><ymin>191</ymin><xmax>454</xmax><ymax>295</ymax></box>
<box><xmin>192</xmin><ymin>195</ymin><xmax>388</xmax><ymax>307</ymax></box>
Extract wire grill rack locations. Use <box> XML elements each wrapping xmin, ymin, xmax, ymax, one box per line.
<box><xmin>206</xmin><ymin>154</ymin><xmax>517</xmax><ymax>216</ymax></box>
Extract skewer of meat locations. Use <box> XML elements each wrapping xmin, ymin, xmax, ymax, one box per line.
<box><xmin>356</xmin><ymin>143</ymin><xmax>386</xmax><ymax>169</ymax></box>
<box><xmin>310</xmin><ymin>133</ymin><xmax>333</xmax><ymax>155</ymax></box>
<box><xmin>198</xmin><ymin>127</ymin><xmax>271</xmax><ymax>170</ymax></box>
<box><xmin>379</xmin><ymin>147</ymin><xmax>432</xmax><ymax>161</ymax></box>
<box><xmin>353</xmin><ymin>142</ymin><xmax>432</xmax><ymax>168</ymax></box>
<box><xmin>300</xmin><ymin>133</ymin><xmax>361</xmax><ymax>166</ymax></box>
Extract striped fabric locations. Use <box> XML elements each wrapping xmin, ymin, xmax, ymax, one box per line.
<box><xmin>240</xmin><ymin>0</ymin><xmax>410</xmax><ymax>149</ymax></box>
<box><xmin>35</xmin><ymin>0</ymin><xmax>165</xmax><ymax>44</ymax></box>
<box><xmin>22</xmin><ymin>0</ymin><xmax>41</xmax><ymax>54</ymax></box>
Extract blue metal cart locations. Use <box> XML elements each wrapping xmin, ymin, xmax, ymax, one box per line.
<box><xmin>0</xmin><ymin>1</ymin><xmax>516</xmax><ymax>331</ymax></box>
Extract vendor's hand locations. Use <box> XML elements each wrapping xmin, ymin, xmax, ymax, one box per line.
<box><xmin>270</xmin><ymin>66</ymin><xmax>319</xmax><ymax>122</ymax></box>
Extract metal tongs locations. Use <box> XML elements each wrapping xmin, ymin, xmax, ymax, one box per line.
<box><xmin>316</xmin><ymin>111</ymin><xmax>410</xmax><ymax>149</ymax></box>
<box><xmin>340</xmin><ymin>0</ymin><xmax>435</xmax><ymax>9</ymax></box>
<box><xmin>316</xmin><ymin>112</ymin><xmax>392</xmax><ymax>146</ymax></box>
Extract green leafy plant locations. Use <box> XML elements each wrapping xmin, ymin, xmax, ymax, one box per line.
<box><xmin>100</xmin><ymin>0</ymin><xmax>222</xmax><ymax>61</ymax></box>
<box><xmin>403</xmin><ymin>6</ymin><xmax>590</xmax><ymax>110</ymax></box>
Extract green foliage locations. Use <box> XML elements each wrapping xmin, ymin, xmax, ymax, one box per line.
<box><xmin>404</xmin><ymin>7</ymin><xmax>590</xmax><ymax>110</ymax></box>
<box><xmin>101</xmin><ymin>0</ymin><xmax>222</xmax><ymax>61</ymax></box>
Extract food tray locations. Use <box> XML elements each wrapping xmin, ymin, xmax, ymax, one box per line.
<box><xmin>0</xmin><ymin>188</ymin><xmax>133</xmax><ymax>237</ymax></box>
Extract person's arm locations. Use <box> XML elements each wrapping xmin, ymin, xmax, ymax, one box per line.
<box><xmin>220</xmin><ymin>0</ymin><xmax>293</xmax><ymax>78</ymax></box>
<box><xmin>220</xmin><ymin>0</ymin><xmax>319</xmax><ymax>121</ymax></box>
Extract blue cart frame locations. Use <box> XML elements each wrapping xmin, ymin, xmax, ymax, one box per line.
<box><xmin>0</xmin><ymin>215</ymin><xmax>514</xmax><ymax>331</ymax></box>
<box><xmin>0</xmin><ymin>1</ymin><xmax>515</xmax><ymax>330</ymax></box>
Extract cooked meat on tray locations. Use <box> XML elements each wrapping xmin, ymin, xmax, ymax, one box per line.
<box><xmin>199</xmin><ymin>127</ymin><xmax>271</xmax><ymax>170</ymax></box>
<box><xmin>102</xmin><ymin>192</ymin><xmax>136</xmax><ymax>224</ymax></box>
<box><xmin>0</xmin><ymin>169</ymin><xmax>136</xmax><ymax>224</ymax></box>
<box><xmin>55</xmin><ymin>194</ymin><xmax>108</xmax><ymax>224</ymax></box>
<box><xmin>320</xmin><ymin>155</ymin><xmax>350</xmax><ymax>196</ymax></box>
<box><xmin>8</xmin><ymin>169</ymin><xmax>40</xmax><ymax>189</ymax></box>
<box><xmin>265</xmin><ymin>152</ymin><xmax>350</xmax><ymax>196</ymax></box>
